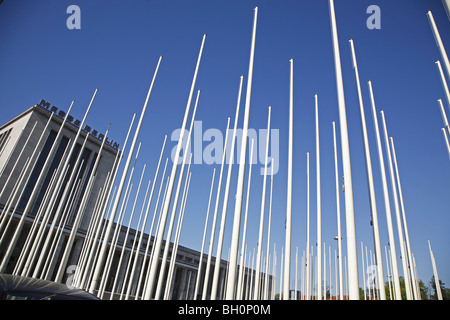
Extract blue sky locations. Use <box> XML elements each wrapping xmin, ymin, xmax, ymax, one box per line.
<box><xmin>1</xmin><ymin>0</ymin><xmax>449</xmax><ymax>296</ymax></box>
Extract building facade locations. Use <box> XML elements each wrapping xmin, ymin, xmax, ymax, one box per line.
<box><xmin>0</xmin><ymin>100</ymin><xmax>272</xmax><ymax>300</ymax></box>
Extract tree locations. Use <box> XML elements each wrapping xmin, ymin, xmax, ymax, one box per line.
<box><xmin>384</xmin><ymin>276</ymin><xmax>429</xmax><ymax>300</ymax></box>
<box><xmin>429</xmin><ymin>276</ymin><xmax>450</xmax><ymax>300</ymax></box>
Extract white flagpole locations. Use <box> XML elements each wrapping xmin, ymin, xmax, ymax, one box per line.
<box><xmin>295</xmin><ymin>247</ymin><xmax>298</xmax><ymax>300</ymax></box>
<box><xmin>284</xmin><ymin>58</ymin><xmax>294</xmax><ymax>301</ymax></box>
<box><xmin>390</xmin><ymin>136</ymin><xmax>418</xmax><ymax>299</ymax></box>
<box><xmin>193</xmin><ymin>168</ymin><xmax>216</xmax><ymax>300</ymax></box>
<box><xmin>226</xmin><ymin>6</ymin><xmax>259</xmax><ymax>300</ymax></box>
<box><xmin>108</xmin><ymin>163</ymin><xmax>147</xmax><ymax>299</ymax></box>
<box><xmin>155</xmin><ymin>89</ymin><xmax>200</xmax><ymax>300</ymax></box>
<box><xmin>349</xmin><ymin>39</ymin><xmax>386</xmax><ymax>299</ymax></box>
<box><xmin>361</xmin><ymin>243</ymin><xmax>366</xmax><ymax>300</ymax></box>
<box><xmin>80</xmin><ymin>114</ymin><xmax>135</xmax><ymax>288</ymax></box>
<box><xmin>145</xmin><ymin>35</ymin><xmax>205</xmax><ymax>300</ymax></box>
<box><xmin>332</xmin><ymin>122</ymin><xmax>344</xmax><ymax>300</ymax></box>
<box><xmin>253</xmin><ymin>106</ymin><xmax>271</xmax><ymax>301</ymax></box>
<box><xmin>380</xmin><ymin>110</ymin><xmax>412</xmax><ymax>300</ymax></box>
<box><xmin>367</xmin><ymin>81</ymin><xmax>402</xmax><ymax>300</ymax></box>
<box><xmin>428</xmin><ymin>240</ymin><xmax>443</xmax><ymax>300</ymax></box>
<box><xmin>211</xmin><ymin>75</ymin><xmax>244</xmax><ymax>300</ymax></box>
<box><xmin>125</xmin><ymin>135</ymin><xmax>167</xmax><ymax>299</ymax></box>
<box><xmin>264</xmin><ymin>158</ymin><xmax>274</xmax><ymax>300</ymax></box>
<box><xmin>328</xmin><ymin>0</ymin><xmax>359</xmax><ymax>299</ymax></box>
<box><xmin>442</xmin><ymin>128</ymin><xmax>450</xmax><ymax>159</ymax></box>
<box><xmin>315</xmin><ymin>94</ymin><xmax>322</xmax><ymax>300</ymax></box>
<box><xmin>306</xmin><ymin>152</ymin><xmax>311</xmax><ymax>300</ymax></box>
<box><xmin>237</xmin><ymin>138</ymin><xmax>255</xmax><ymax>299</ymax></box>
<box><xmin>435</xmin><ymin>61</ymin><xmax>450</xmax><ymax>111</ymax></box>
<box><xmin>202</xmin><ymin>117</ymin><xmax>231</xmax><ymax>300</ymax></box>
<box><xmin>385</xmin><ymin>246</ymin><xmax>393</xmax><ymax>300</ymax></box>
<box><xmin>133</xmin><ymin>156</ymin><xmax>168</xmax><ymax>299</ymax></box>
<box><xmin>91</xmin><ymin>56</ymin><xmax>162</xmax><ymax>294</ymax></box>
<box><xmin>438</xmin><ymin>99</ymin><xmax>450</xmax><ymax>138</ymax></box>
<box><xmin>427</xmin><ymin>11</ymin><xmax>450</xmax><ymax>81</ymax></box>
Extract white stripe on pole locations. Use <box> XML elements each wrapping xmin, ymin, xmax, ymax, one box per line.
<box><xmin>328</xmin><ymin>0</ymin><xmax>359</xmax><ymax>299</ymax></box>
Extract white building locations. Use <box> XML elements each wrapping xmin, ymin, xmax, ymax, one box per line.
<box><xmin>0</xmin><ymin>100</ymin><xmax>271</xmax><ymax>300</ymax></box>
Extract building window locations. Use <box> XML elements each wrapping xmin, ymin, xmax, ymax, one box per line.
<box><xmin>0</xmin><ymin>128</ymin><xmax>12</xmax><ymax>155</ymax></box>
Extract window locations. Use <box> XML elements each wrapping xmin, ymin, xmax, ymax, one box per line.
<box><xmin>0</xmin><ymin>128</ymin><xmax>12</xmax><ymax>155</ymax></box>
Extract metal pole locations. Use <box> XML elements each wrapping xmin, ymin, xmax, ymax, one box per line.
<box><xmin>212</xmin><ymin>75</ymin><xmax>244</xmax><ymax>300</ymax></box>
<box><xmin>90</xmin><ymin>56</ymin><xmax>162</xmax><ymax>294</ymax></box>
<box><xmin>315</xmin><ymin>94</ymin><xmax>322</xmax><ymax>300</ymax></box>
<box><xmin>380</xmin><ymin>110</ymin><xmax>412</xmax><ymax>300</ymax></box>
<box><xmin>201</xmin><ymin>117</ymin><xmax>230</xmax><ymax>300</ymax></box>
<box><xmin>427</xmin><ymin>11</ymin><xmax>450</xmax><ymax>81</ymax></box>
<box><xmin>225</xmin><ymin>6</ymin><xmax>259</xmax><ymax>300</ymax></box>
<box><xmin>435</xmin><ymin>61</ymin><xmax>450</xmax><ymax>112</ymax></box>
<box><xmin>144</xmin><ymin>35</ymin><xmax>205</xmax><ymax>300</ymax></box>
<box><xmin>264</xmin><ymin>158</ymin><xmax>274</xmax><ymax>300</ymax></box>
<box><xmin>329</xmin><ymin>0</ymin><xmax>359</xmax><ymax>299</ymax></box>
<box><xmin>428</xmin><ymin>240</ymin><xmax>443</xmax><ymax>300</ymax></box>
<box><xmin>155</xmin><ymin>89</ymin><xmax>200</xmax><ymax>300</ymax></box>
<box><xmin>367</xmin><ymin>81</ymin><xmax>402</xmax><ymax>300</ymax></box>
<box><xmin>237</xmin><ymin>139</ymin><xmax>255</xmax><ymax>299</ymax></box>
<box><xmin>349</xmin><ymin>38</ymin><xmax>386</xmax><ymax>299</ymax></box>
<box><xmin>390</xmin><ymin>136</ymin><xmax>418</xmax><ymax>299</ymax></box>
<box><xmin>332</xmin><ymin>122</ymin><xmax>343</xmax><ymax>300</ymax></box>
<box><xmin>252</xmin><ymin>106</ymin><xmax>271</xmax><ymax>301</ymax></box>
<box><xmin>284</xmin><ymin>58</ymin><xmax>294</xmax><ymax>301</ymax></box>
<box><xmin>306</xmin><ymin>152</ymin><xmax>310</xmax><ymax>300</ymax></box>
<box><xmin>193</xmin><ymin>168</ymin><xmax>216</xmax><ymax>300</ymax></box>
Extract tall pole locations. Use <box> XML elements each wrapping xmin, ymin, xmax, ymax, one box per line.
<box><xmin>328</xmin><ymin>0</ymin><xmax>359</xmax><ymax>299</ymax></box>
<box><xmin>284</xmin><ymin>58</ymin><xmax>294</xmax><ymax>301</ymax></box>
<box><xmin>211</xmin><ymin>75</ymin><xmax>244</xmax><ymax>300</ymax></box>
<box><xmin>332</xmin><ymin>122</ymin><xmax>343</xmax><ymax>300</ymax></box>
<box><xmin>438</xmin><ymin>99</ymin><xmax>450</xmax><ymax>138</ymax></box>
<box><xmin>315</xmin><ymin>93</ymin><xmax>322</xmax><ymax>300</ymax></box>
<box><xmin>264</xmin><ymin>158</ymin><xmax>274</xmax><ymax>300</ymax></box>
<box><xmin>427</xmin><ymin>11</ymin><xmax>450</xmax><ymax>81</ymax></box>
<box><xmin>236</xmin><ymin>139</ymin><xmax>254</xmax><ymax>300</ymax></box>
<box><xmin>225</xmin><ymin>6</ymin><xmax>258</xmax><ymax>300</ymax></box>
<box><xmin>90</xmin><ymin>56</ymin><xmax>162</xmax><ymax>294</ymax></box>
<box><xmin>435</xmin><ymin>61</ymin><xmax>450</xmax><ymax>111</ymax></box>
<box><xmin>349</xmin><ymin>39</ymin><xmax>385</xmax><ymax>299</ymax></box>
<box><xmin>193</xmin><ymin>168</ymin><xmax>216</xmax><ymax>300</ymax></box>
<box><xmin>155</xmin><ymin>88</ymin><xmax>200</xmax><ymax>300</ymax></box>
<box><xmin>428</xmin><ymin>241</ymin><xmax>443</xmax><ymax>300</ymax></box>
<box><xmin>367</xmin><ymin>81</ymin><xmax>402</xmax><ymax>300</ymax></box>
<box><xmin>144</xmin><ymin>35</ymin><xmax>205</xmax><ymax>300</ymax></box>
<box><xmin>380</xmin><ymin>110</ymin><xmax>412</xmax><ymax>300</ymax></box>
<box><xmin>202</xmin><ymin>117</ymin><xmax>231</xmax><ymax>300</ymax></box>
<box><xmin>390</xmin><ymin>136</ymin><xmax>418</xmax><ymax>299</ymax></box>
<box><xmin>253</xmin><ymin>106</ymin><xmax>271</xmax><ymax>300</ymax></box>
<box><xmin>305</xmin><ymin>152</ymin><xmax>311</xmax><ymax>300</ymax></box>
